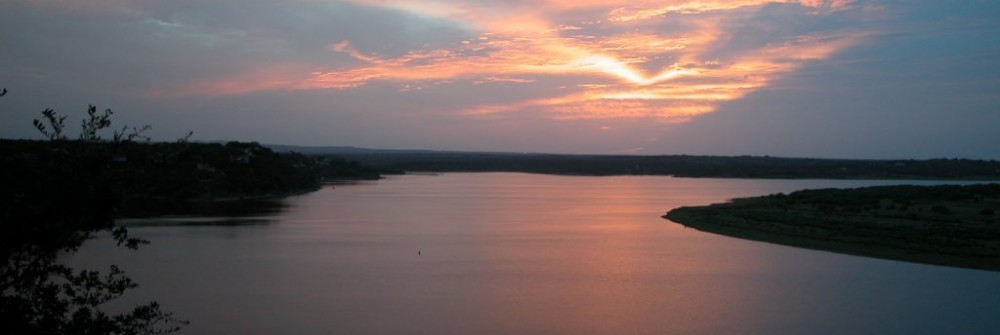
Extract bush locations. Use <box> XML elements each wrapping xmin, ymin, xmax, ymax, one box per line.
<box><xmin>1</xmin><ymin>95</ymin><xmax>186</xmax><ymax>334</ymax></box>
<box><xmin>931</xmin><ymin>205</ymin><xmax>953</xmax><ymax>215</ymax></box>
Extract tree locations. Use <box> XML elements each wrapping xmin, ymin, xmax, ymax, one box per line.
<box><xmin>1</xmin><ymin>91</ymin><xmax>186</xmax><ymax>334</ymax></box>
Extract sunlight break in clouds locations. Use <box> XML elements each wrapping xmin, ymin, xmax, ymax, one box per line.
<box><xmin>190</xmin><ymin>0</ymin><xmax>876</xmax><ymax>122</ymax></box>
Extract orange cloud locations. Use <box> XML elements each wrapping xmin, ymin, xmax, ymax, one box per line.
<box><xmin>458</xmin><ymin>28</ymin><xmax>866</xmax><ymax>121</ymax></box>
<box><xmin>165</xmin><ymin>0</ymin><xmax>876</xmax><ymax>122</ymax></box>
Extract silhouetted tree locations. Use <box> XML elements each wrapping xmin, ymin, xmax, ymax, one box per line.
<box><xmin>1</xmin><ymin>92</ymin><xmax>186</xmax><ymax>334</ymax></box>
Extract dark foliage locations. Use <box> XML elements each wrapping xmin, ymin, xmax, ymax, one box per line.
<box><xmin>771</xmin><ymin>183</ymin><xmax>1000</xmax><ymax>205</ymax></box>
<box><xmin>1</xmin><ymin>103</ymin><xmax>186</xmax><ymax>334</ymax></box>
<box><xmin>665</xmin><ymin>183</ymin><xmax>1000</xmax><ymax>271</ymax></box>
<box><xmin>3</xmin><ymin>88</ymin><xmax>390</xmax><ymax>332</ymax></box>
<box><xmin>1</xmin><ymin>139</ymin><xmax>389</xmax><ymax>218</ymax></box>
<box><xmin>339</xmin><ymin>152</ymin><xmax>1000</xmax><ymax>180</ymax></box>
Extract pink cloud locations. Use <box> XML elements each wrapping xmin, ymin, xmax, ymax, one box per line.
<box><xmin>157</xmin><ymin>0</ymin><xmax>876</xmax><ymax>122</ymax></box>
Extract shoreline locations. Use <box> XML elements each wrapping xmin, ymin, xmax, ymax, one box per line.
<box><xmin>664</xmin><ymin>210</ymin><xmax>1000</xmax><ymax>272</ymax></box>
<box><xmin>663</xmin><ymin>184</ymin><xmax>1000</xmax><ymax>272</ymax></box>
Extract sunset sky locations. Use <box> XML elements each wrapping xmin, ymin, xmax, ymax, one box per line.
<box><xmin>2</xmin><ymin>0</ymin><xmax>999</xmax><ymax>159</ymax></box>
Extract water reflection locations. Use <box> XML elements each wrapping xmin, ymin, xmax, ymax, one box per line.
<box><xmin>116</xmin><ymin>197</ymin><xmax>286</xmax><ymax>227</ymax></box>
<box><xmin>117</xmin><ymin>217</ymin><xmax>274</xmax><ymax>227</ymax></box>
<box><xmin>120</xmin><ymin>197</ymin><xmax>288</xmax><ymax>218</ymax></box>
<box><xmin>71</xmin><ymin>173</ymin><xmax>1000</xmax><ymax>335</ymax></box>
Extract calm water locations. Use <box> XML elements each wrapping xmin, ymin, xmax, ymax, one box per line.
<box><xmin>71</xmin><ymin>173</ymin><xmax>1000</xmax><ymax>335</ymax></box>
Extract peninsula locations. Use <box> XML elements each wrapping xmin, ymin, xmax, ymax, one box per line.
<box><xmin>664</xmin><ymin>184</ymin><xmax>1000</xmax><ymax>271</ymax></box>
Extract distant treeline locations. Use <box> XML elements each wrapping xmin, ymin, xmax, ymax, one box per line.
<box><xmin>336</xmin><ymin>152</ymin><xmax>1000</xmax><ymax>180</ymax></box>
<box><xmin>1</xmin><ymin>139</ymin><xmax>395</xmax><ymax>217</ymax></box>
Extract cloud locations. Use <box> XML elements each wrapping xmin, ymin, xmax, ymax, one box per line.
<box><xmin>1</xmin><ymin>0</ymin><xmax>469</xmax><ymax>96</ymax></box>
<box><xmin>473</xmin><ymin>77</ymin><xmax>537</xmax><ymax>84</ymax></box>
<box><xmin>4</xmin><ymin>0</ymin><xmax>999</xmax><ymax>158</ymax></box>
<box><xmin>4</xmin><ymin>0</ymin><xmax>877</xmax><ymax>123</ymax></box>
<box><xmin>175</xmin><ymin>0</ymin><xmax>873</xmax><ymax>121</ymax></box>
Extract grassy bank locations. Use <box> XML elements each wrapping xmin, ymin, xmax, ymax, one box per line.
<box><xmin>664</xmin><ymin>184</ymin><xmax>1000</xmax><ymax>271</ymax></box>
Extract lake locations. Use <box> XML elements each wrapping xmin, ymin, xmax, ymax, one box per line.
<box><xmin>70</xmin><ymin>173</ymin><xmax>1000</xmax><ymax>334</ymax></box>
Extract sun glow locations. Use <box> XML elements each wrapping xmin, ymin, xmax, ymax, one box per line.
<box><xmin>161</xmin><ymin>0</ymin><xmax>875</xmax><ymax>122</ymax></box>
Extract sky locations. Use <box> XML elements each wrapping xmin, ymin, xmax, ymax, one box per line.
<box><xmin>1</xmin><ymin>0</ymin><xmax>999</xmax><ymax>159</ymax></box>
